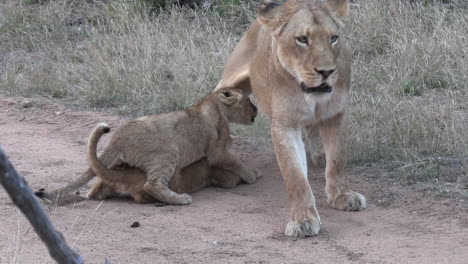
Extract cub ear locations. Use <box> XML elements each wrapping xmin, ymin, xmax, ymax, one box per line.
<box><xmin>323</xmin><ymin>0</ymin><xmax>350</xmax><ymax>18</ymax></box>
<box><xmin>218</xmin><ymin>89</ymin><xmax>242</xmax><ymax>105</ymax></box>
<box><xmin>258</xmin><ymin>0</ymin><xmax>284</xmax><ymax>28</ymax></box>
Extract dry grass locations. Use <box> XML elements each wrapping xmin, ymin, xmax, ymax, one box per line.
<box><xmin>0</xmin><ymin>1</ymin><xmax>253</xmax><ymax>114</ymax></box>
<box><xmin>0</xmin><ymin>0</ymin><xmax>466</xmax><ymax>174</ymax></box>
<box><xmin>347</xmin><ymin>0</ymin><xmax>467</xmax><ymax>165</ymax></box>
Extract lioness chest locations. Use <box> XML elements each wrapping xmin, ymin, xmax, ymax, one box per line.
<box><xmin>251</xmin><ymin>76</ymin><xmax>347</xmax><ymax>125</ymax></box>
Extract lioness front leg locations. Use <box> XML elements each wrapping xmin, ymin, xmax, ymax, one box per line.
<box><xmin>320</xmin><ymin>114</ymin><xmax>366</xmax><ymax>211</ymax></box>
<box><xmin>143</xmin><ymin>160</ymin><xmax>192</xmax><ymax>205</ymax></box>
<box><xmin>272</xmin><ymin>125</ymin><xmax>321</xmax><ymax>237</ymax></box>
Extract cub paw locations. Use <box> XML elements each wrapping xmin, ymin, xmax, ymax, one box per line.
<box><xmin>242</xmin><ymin>170</ymin><xmax>258</xmax><ymax>184</ymax></box>
<box><xmin>254</xmin><ymin>169</ymin><xmax>262</xmax><ymax>179</ymax></box>
<box><xmin>285</xmin><ymin>217</ymin><xmax>321</xmax><ymax>238</ymax></box>
<box><xmin>170</xmin><ymin>193</ymin><xmax>193</xmax><ymax>205</ymax></box>
<box><xmin>87</xmin><ymin>191</ymin><xmax>104</xmax><ymax>200</ymax></box>
<box><xmin>328</xmin><ymin>191</ymin><xmax>366</xmax><ymax>211</ymax></box>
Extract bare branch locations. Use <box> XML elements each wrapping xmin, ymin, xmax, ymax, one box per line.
<box><xmin>0</xmin><ymin>146</ymin><xmax>84</xmax><ymax>264</ymax></box>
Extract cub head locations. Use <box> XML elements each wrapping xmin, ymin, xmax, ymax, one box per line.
<box><xmin>258</xmin><ymin>0</ymin><xmax>349</xmax><ymax>93</ymax></box>
<box><xmin>216</xmin><ymin>88</ymin><xmax>258</xmax><ymax>125</ymax></box>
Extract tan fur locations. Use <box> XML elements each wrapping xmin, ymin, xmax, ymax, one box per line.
<box><xmin>85</xmin><ymin>123</ymin><xmax>155</xmax><ymax>203</ymax></box>
<box><xmin>41</xmin><ymin>88</ymin><xmax>259</xmax><ymax>204</ymax></box>
<box><xmin>214</xmin><ymin>0</ymin><xmax>366</xmax><ymax>237</ymax></box>
<box><xmin>85</xmin><ymin>123</ymin><xmax>253</xmax><ymax>203</ymax></box>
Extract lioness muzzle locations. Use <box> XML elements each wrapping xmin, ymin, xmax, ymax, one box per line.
<box><xmin>301</xmin><ymin>82</ymin><xmax>333</xmax><ymax>93</ymax></box>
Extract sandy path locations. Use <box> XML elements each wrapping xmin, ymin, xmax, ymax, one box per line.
<box><xmin>0</xmin><ymin>96</ymin><xmax>467</xmax><ymax>264</ymax></box>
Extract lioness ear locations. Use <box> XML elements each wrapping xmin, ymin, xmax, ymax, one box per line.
<box><xmin>323</xmin><ymin>0</ymin><xmax>349</xmax><ymax>18</ymax></box>
<box><xmin>218</xmin><ymin>90</ymin><xmax>242</xmax><ymax>105</ymax></box>
<box><xmin>258</xmin><ymin>0</ymin><xmax>284</xmax><ymax>28</ymax></box>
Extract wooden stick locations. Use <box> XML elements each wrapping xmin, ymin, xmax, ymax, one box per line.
<box><xmin>0</xmin><ymin>146</ymin><xmax>84</xmax><ymax>264</ymax></box>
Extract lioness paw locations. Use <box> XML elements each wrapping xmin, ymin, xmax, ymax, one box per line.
<box><xmin>328</xmin><ymin>191</ymin><xmax>366</xmax><ymax>211</ymax></box>
<box><xmin>285</xmin><ymin>218</ymin><xmax>321</xmax><ymax>238</ymax></box>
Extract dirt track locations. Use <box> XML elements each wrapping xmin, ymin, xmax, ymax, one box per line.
<box><xmin>0</xmin><ymin>96</ymin><xmax>467</xmax><ymax>264</ymax></box>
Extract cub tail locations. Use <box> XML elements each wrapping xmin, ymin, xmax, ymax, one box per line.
<box><xmin>87</xmin><ymin>123</ymin><xmax>129</xmax><ymax>183</ymax></box>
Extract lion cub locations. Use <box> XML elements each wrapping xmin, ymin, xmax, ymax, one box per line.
<box><xmin>81</xmin><ymin>88</ymin><xmax>258</xmax><ymax>204</ymax></box>
<box><xmin>86</xmin><ymin>122</ymin><xmax>255</xmax><ymax>203</ymax></box>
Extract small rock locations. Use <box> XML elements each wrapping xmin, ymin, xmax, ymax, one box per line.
<box><xmin>130</xmin><ymin>221</ymin><xmax>140</xmax><ymax>228</ymax></box>
<box><xmin>21</xmin><ymin>101</ymin><xmax>33</xmax><ymax>108</ymax></box>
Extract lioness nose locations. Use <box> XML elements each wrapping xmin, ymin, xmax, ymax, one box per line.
<box><xmin>315</xmin><ymin>68</ymin><xmax>335</xmax><ymax>79</ymax></box>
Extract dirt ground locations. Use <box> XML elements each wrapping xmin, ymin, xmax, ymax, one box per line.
<box><xmin>0</xmin><ymin>96</ymin><xmax>467</xmax><ymax>264</ymax></box>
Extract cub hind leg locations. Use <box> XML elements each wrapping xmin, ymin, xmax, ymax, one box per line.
<box><xmin>133</xmin><ymin>191</ymin><xmax>157</xmax><ymax>203</ymax></box>
<box><xmin>170</xmin><ymin>159</ymin><xmax>210</xmax><ymax>194</ymax></box>
<box><xmin>209</xmin><ymin>167</ymin><xmax>242</xmax><ymax>188</ymax></box>
<box><xmin>87</xmin><ymin>179</ymin><xmax>118</xmax><ymax>200</ymax></box>
<box><xmin>143</xmin><ymin>158</ymin><xmax>192</xmax><ymax>205</ymax></box>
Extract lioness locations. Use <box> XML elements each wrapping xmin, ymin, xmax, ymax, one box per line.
<box><xmin>38</xmin><ymin>88</ymin><xmax>259</xmax><ymax>205</ymax></box>
<box><xmin>86</xmin><ymin>122</ymin><xmax>257</xmax><ymax>203</ymax></box>
<box><xmin>214</xmin><ymin>0</ymin><xmax>366</xmax><ymax>237</ymax></box>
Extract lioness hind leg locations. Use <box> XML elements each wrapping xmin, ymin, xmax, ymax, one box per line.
<box><xmin>303</xmin><ymin>125</ymin><xmax>325</xmax><ymax>169</ymax></box>
<box><xmin>320</xmin><ymin>114</ymin><xmax>366</xmax><ymax>211</ymax></box>
<box><xmin>143</xmin><ymin>161</ymin><xmax>192</xmax><ymax>205</ymax></box>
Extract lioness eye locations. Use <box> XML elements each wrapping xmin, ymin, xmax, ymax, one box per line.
<box><xmin>331</xmin><ymin>35</ymin><xmax>339</xmax><ymax>44</ymax></box>
<box><xmin>296</xmin><ymin>36</ymin><xmax>308</xmax><ymax>45</ymax></box>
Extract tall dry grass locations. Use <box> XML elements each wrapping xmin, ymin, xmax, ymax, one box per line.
<box><xmin>347</xmin><ymin>0</ymin><xmax>467</xmax><ymax>164</ymax></box>
<box><xmin>0</xmin><ymin>1</ymin><xmax>253</xmax><ymax>114</ymax></box>
<box><xmin>0</xmin><ymin>0</ymin><xmax>466</xmax><ymax>169</ymax></box>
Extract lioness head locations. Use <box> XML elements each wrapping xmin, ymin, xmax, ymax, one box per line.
<box><xmin>258</xmin><ymin>0</ymin><xmax>349</xmax><ymax>94</ymax></box>
<box><xmin>216</xmin><ymin>88</ymin><xmax>258</xmax><ymax>125</ymax></box>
